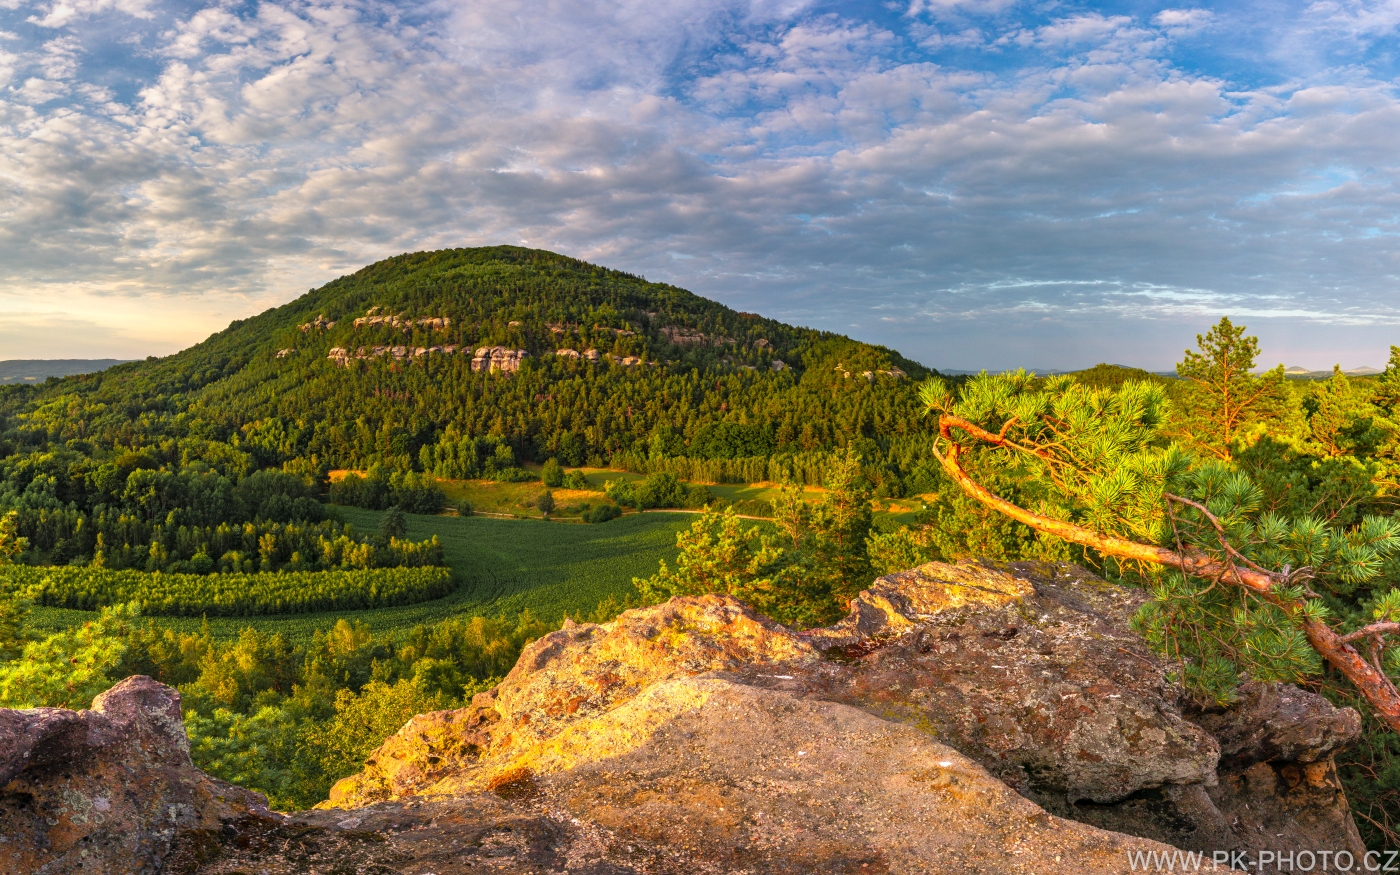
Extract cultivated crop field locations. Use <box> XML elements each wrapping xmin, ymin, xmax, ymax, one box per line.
<box><xmin>27</xmin><ymin>511</ymin><xmax>687</xmax><ymax>642</ymax></box>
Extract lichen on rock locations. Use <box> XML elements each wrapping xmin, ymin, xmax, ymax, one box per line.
<box><xmin>0</xmin><ymin>676</ymin><xmax>273</xmax><ymax>875</ymax></box>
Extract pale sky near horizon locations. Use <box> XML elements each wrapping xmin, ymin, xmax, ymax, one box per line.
<box><xmin>1</xmin><ymin>0</ymin><xmax>1399</xmax><ymax>371</ymax></box>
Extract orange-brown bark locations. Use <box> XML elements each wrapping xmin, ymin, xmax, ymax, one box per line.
<box><xmin>935</xmin><ymin>412</ymin><xmax>1400</xmax><ymax>734</ymax></box>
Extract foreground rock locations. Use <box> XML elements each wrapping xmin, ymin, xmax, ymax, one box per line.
<box><xmin>323</xmin><ymin>560</ymin><xmax>1364</xmax><ymax>870</ymax></box>
<box><xmin>803</xmin><ymin>562</ymin><xmax>1365</xmax><ymax>861</ymax></box>
<box><xmin>194</xmin><ymin>677</ymin><xmax>1186</xmax><ymax>874</ymax></box>
<box><xmin>0</xmin><ymin>676</ymin><xmax>270</xmax><ymax>875</ymax></box>
<box><xmin>3</xmin><ymin>561</ymin><xmax>1367</xmax><ymax>873</ymax></box>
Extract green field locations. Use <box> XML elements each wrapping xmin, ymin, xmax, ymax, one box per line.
<box><xmin>27</xmin><ymin>509</ymin><xmax>688</xmax><ymax>642</ymax></box>
<box><xmin>374</xmin><ymin>467</ymin><xmax>925</xmax><ymax>525</ymax></box>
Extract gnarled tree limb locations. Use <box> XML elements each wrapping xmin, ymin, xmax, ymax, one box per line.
<box><xmin>934</xmin><ymin>412</ymin><xmax>1400</xmax><ymax>734</ymax></box>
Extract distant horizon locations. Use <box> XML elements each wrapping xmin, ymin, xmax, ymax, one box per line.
<box><xmin>6</xmin><ymin>355</ymin><xmax>1387</xmax><ymax>380</ymax></box>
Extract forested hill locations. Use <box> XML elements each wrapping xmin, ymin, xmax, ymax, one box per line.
<box><xmin>0</xmin><ymin>247</ymin><xmax>940</xmax><ymax>496</ymax></box>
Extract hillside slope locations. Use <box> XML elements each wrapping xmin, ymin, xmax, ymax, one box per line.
<box><xmin>1</xmin><ymin>247</ymin><xmax>936</xmax><ymax>487</ymax></box>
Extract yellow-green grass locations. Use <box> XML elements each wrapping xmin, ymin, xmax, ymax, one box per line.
<box><xmin>26</xmin><ymin>509</ymin><xmax>687</xmax><ymax>643</ymax></box>
<box><xmin>436</xmin><ymin>477</ymin><xmax>615</xmax><ymax>520</ymax></box>
<box><xmin>564</xmin><ymin>471</ymin><xmax>924</xmax><ymax>522</ymax></box>
<box><xmin>488</xmin><ymin>469</ymin><xmax>923</xmax><ymax>522</ymax></box>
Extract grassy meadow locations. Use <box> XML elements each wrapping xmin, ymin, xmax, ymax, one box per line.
<box><xmin>27</xmin><ymin>509</ymin><xmax>688</xmax><ymax>642</ymax></box>
<box><xmin>23</xmin><ymin>473</ymin><xmax>921</xmax><ymax>644</ymax></box>
<box><xmin>438</xmin><ymin>468</ymin><xmax>927</xmax><ymax>524</ymax></box>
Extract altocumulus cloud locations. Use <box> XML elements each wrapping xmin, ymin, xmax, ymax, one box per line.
<box><xmin>1</xmin><ymin>0</ymin><xmax>1399</xmax><ymax>368</ymax></box>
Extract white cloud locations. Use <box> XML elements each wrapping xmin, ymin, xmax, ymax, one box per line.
<box><xmin>1152</xmin><ymin>8</ymin><xmax>1214</xmax><ymax>35</ymax></box>
<box><xmin>0</xmin><ymin>0</ymin><xmax>1399</xmax><ymax>368</ymax></box>
<box><xmin>1304</xmin><ymin>0</ymin><xmax>1400</xmax><ymax>38</ymax></box>
<box><xmin>905</xmin><ymin>0</ymin><xmax>1021</xmax><ymax>14</ymax></box>
<box><xmin>27</xmin><ymin>0</ymin><xmax>152</xmax><ymax>28</ymax></box>
<box><xmin>36</xmin><ymin>34</ymin><xmax>79</xmax><ymax>77</ymax></box>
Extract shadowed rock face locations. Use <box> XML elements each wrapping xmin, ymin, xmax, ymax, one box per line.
<box><xmin>0</xmin><ymin>676</ymin><xmax>271</xmax><ymax>875</ymax></box>
<box><xmin>2</xmin><ymin>561</ymin><xmax>1368</xmax><ymax>874</ymax></box>
<box><xmin>797</xmin><ymin>562</ymin><xmax>1366</xmax><ymax>863</ymax></box>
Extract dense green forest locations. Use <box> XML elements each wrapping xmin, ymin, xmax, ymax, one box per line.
<box><xmin>3</xmin><ymin>247</ymin><xmax>1400</xmax><ymax>843</ymax></box>
<box><xmin>0</xmin><ymin>246</ymin><xmax>942</xmax><ymax>810</ymax></box>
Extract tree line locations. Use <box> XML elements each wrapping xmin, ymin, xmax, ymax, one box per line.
<box><xmin>3</xmin><ymin>564</ymin><xmax>452</xmax><ymax>616</ymax></box>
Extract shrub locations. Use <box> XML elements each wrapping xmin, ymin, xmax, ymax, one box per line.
<box><xmin>633</xmin><ymin>472</ymin><xmax>712</xmax><ymax>510</ymax></box>
<box><xmin>636</xmin><ymin>472</ymin><xmax>682</xmax><ymax>508</ymax></box>
<box><xmin>604</xmin><ymin>479</ymin><xmax>637</xmax><ymax>507</ymax></box>
<box><xmin>584</xmin><ymin>504</ymin><xmax>621</xmax><ymax>524</ymax></box>
<box><xmin>541</xmin><ymin>458</ymin><xmax>564</xmax><ymax>488</ymax></box>
<box><xmin>562</xmin><ymin>470</ymin><xmax>591</xmax><ymax>490</ymax></box>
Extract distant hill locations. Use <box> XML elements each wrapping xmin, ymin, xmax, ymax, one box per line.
<box><xmin>0</xmin><ymin>359</ymin><xmax>132</xmax><ymax>384</ymax></box>
<box><xmin>0</xmin><ymin>247</ymin><xmax>935</xmax><ymax>487</ymax></box>
<box><xmin>1281</xmin><ymin>365</ymin><xmax>1381</xmax><ymax>379</ymax></box>
<box><xmin>941</xmin><ymin>364</ymin><xmax>1176</xmax><ymax>382</ymax></box>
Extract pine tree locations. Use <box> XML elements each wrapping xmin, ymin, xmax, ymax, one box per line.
<box><xmin>920</xmin><ymin>372</ymin><xmax>1400</xmax><ymax>731</ymax></box>
<box><xmin>536</xmin><ymin>490</ymin><xmax>556</xmax><ymax>517</ymax></box>
<box><xmin>379</xmin><ymin>507</ymin><xmax>408</xmax><ymax>540</ymax></box>
<box><xmin>1173</xmin><ymin>317</ymin><xmax>1286</xmax><ymax>460</ymax></box>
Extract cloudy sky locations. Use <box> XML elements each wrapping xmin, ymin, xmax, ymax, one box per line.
<box><xmin>1</xmin><ymin>0</ymin><xmax>1398</xmax><ymax>370</ymax></box>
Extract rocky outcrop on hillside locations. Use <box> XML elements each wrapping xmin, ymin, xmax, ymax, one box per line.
<box><xmin>298</xmin><ymin>315</ymin><xmax>337</xmax><ymax>332</ymax></box>
<box><xmin>3</xmin><ymin>561</ymin><xmax>1368</xmax><ymax>874</ymax></box>
<box><xmin>554</xmin><ymin>347</ymin><xmax>601</xmax><ymax>362</ymax></box>
<box><xmin>0</xmin><ymin>676</ymin><xmax>271</xmax><ymax>875</ymax></box>
<box><xmin>351</xmin><ymin>309</ymin><xmax>451</xmax><ymax>331</ymax></box>
<box><xmin>472</xmin><ymin>346</ymin><xmax>530</xmax><ymax>373</ymax></box>
<box><xmin>832</xmin><ymin>363</ymin><xmax>907</xmax><ymax>381</ymax></box>
<box><xmin>327</xmin><ymin>344</ymin><xmax>462</xmax><ymax>365</ymax></box>
<box><xmin>660</xmin><ymin>326</ymin><xmax>735</xmax><ymax>347</ymax></box>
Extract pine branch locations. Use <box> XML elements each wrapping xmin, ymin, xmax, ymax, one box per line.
<box><xmin>1340</xmin><ymin>623</ymin><xmax>1400</xmax><ymax>645</ymax></box>
<box><xmin>935</xmin><ymin>412</ymin><xmax>1400</xmax><ymax>736</ymax></box>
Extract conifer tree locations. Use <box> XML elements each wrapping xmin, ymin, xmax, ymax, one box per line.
<box><xmin>920</xmin><ymin>372</ymin><xmax>1400</xmax><ymax>732</ymax></box>
<box><xmin>1173</xmin><ymin>317</ymin><xmax>1286</xmax><ymax>460</ymax></box>
<box><xmin>379</xmin><ymin>507</ymin><xmax>408</xmax><ymax>540</ymax></box>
